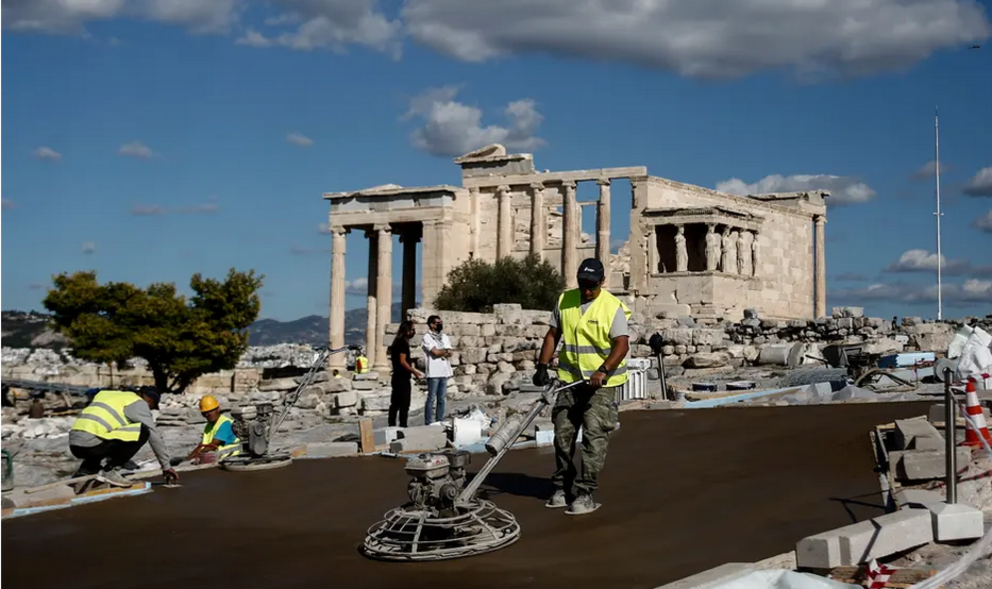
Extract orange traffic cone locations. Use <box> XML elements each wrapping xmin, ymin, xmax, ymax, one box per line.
<box><xmin>962</xmin><ymin>377</ymin><xmax>992</xmax><ymax>447</ymax></box>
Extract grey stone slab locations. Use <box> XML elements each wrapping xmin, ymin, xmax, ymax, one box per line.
<box><xmin>894</xmin><ymin>418</ymin><xmax>942</xmax><ymax>451</ymax></box>
<box><xmin>651</xmin><ymin>563</ymin><xmax>755</xmax><ymax>589</ymax></box>
<box><xmin>929</xmin><ymin>503</ymin><xmax>984</xmax><ymax>542</ymax></box>
<box><xmin>304</xmin><ymin>442</ymin><xmax>359</xmax><ymax>458</ymax></box>
<box><xmin>894</xmin><ymin>488</ymin><xmax>944</xmax><ymax>509</ymax></box>
<box><xmin>898</xmin><ymin>447</ymin><xmax>971</xmax><ymax>481</ymax></box>
<box><xmin>796</xmin><ymin>508</ymin><xmax>933</xmax><ymax>568</ymax></box>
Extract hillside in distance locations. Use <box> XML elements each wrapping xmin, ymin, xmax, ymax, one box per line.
<box><xmin>1</xmin><ymin>304</ymin><xmax>402</xmax><ymax>350</ymax></box>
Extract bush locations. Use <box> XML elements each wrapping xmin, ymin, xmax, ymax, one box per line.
<box><xmin>434</xmin><ymin>254</ymin><xmax>566</xmax><ymax>313</ymax></box>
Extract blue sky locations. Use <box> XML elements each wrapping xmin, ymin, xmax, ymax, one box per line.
<box><xmin>2</xmin><ymin>0</ymin><xmax>991</xmax><ymax>322</ymax></box>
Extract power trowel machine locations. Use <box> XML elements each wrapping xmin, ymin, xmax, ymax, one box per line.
<box><xmin>360</xmin><ymin>378</ymin><xmax>584</xmax><ymax>561</ymax></box>
<box><xmin>219</xmin><ymin>345</ymin><xmax>358</xmax><ymax>472</ymax></box>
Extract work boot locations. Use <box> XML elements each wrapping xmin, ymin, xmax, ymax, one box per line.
<box><xmin>565</xmin><ymin>493</ymin><xmax>600</xmax><ymax>516</ymax></box>
<box><xmin>544</xmin><ymin>489</ymin><xmax>568</xmax><ymax>509</ymax></box>
<box><xmin>96</xmin><ymin>468</ymin><xmax>133</xmax><ymax>488</ymax></box>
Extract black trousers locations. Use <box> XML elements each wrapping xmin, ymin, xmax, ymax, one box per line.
<box><xmin>389</xmin><ymin>377</ymin><xmax>412</xmax><ymax>427</ymax></box>
<box><xmin>70</xmin><ymin>425</ymin><xmax>150</xmax><ymax>476</ymax></box>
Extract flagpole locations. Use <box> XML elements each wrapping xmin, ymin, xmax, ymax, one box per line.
<box><xmin>934</xmin><ymin>106</ymin><xmax>943</xmax><ymax>321</ymax></box>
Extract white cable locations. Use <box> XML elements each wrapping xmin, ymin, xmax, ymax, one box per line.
<box><xmin>910</xmin><ymin>394</ymin><xmax>992</xmax><ymax>589</ymax></box>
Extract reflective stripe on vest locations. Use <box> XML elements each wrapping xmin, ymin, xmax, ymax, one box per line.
<box><xmin>201</xmin><ymin>414</ymin><xmax>241</xmax><ymax>458</ymax></box>
<box><xmin>70</xmin><ymin>390</ymin><xmax>144</xmax><ymax>442</ymax></box>
<box><xmin>556</xmin><ymin>288</ymin><xmax>631</xmax><ymax>387</ymax></box>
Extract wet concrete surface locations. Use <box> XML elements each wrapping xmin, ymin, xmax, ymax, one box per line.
<box><xmin>3</xmin><ymin>402</ymin><xmax>932</xmax><ymax>589</ymax></box>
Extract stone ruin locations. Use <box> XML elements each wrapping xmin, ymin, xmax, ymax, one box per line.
<box><xmin>322</xmin><ymin>143</ymin><xmax>829</xmax><ymax>370</ymax></box>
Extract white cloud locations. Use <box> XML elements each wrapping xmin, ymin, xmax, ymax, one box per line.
<box><xmin>235</xmin><ymin>0</ymin><xmax>402</xmax><ymax>56</ymax></box>
<box><xmin>1</xmin><ymin>0</ymin><xmax>239</xmax><ymax>34</ymax></box>
<box><xmin>911</xmin><ymin>159</ymin><xmax>954</xmax><ymax>180</ymax></box>
<box><xmin>831</xmin><ymin>280</ymin><xmax>992</xmax><ymax>305</ymax></box>
<box><xmin>82</xmin><ymin>241</ymin><xmax>97</xmax><ymax>255</ymax></box>
<box><xmin>401</xmin><ymin>0</ymin><xmax>991</xmax><ymax>79</ymax></box>
<box><xmin>404</xmin><ymin>85</ymin><xmax>545</xmax><ymax>157</ymax></box>
<box><xmin>344</xmin><ymin>277</ymin><xmax>415</xmax><ymax>296</ymax></box>
<box><xmin>286</xmin><ymin>132</ymin><xmax>314</xmax><ymax>147</ymax></box>
<box><xmin>9</xmin><ymin>1</ymin><xmax>988</xmax><ymax>81</ymax></box>
<box><xmin>345</xmin><ymin>277</ymin><xmax>369</xmax><ymax>295</ymax></box>
<box><xmin>715</xmin><ymin>174</ymin><xmax>876</xmax><ymax>206</ymax></box>
<box><xmin>963</xmin><ymin>166</ymin><xmax>992</xmax><ymax>197</ymax></box>
<box><xmin>137</xmin><ymin>0</ymin><xmax>240</xmax><ymax>32</ymax></box>
<box><xmin>973</xmin><ymin>210</ymin><xmax>992</xmax><ymax>234</ymax></box>
<box><xmin>883</xmin><ymin>249</ymin><xmax>971</xmax><ymax>275</ymax></box>
<box><xmin>118</xmin><ymin>140</ymin><xmax>155</xmax><ymax>159</ymax></box>
<box><xmin>33</xmin><ymin>146</ymin><xmax>62</xmax><ymax>161</ymax></box>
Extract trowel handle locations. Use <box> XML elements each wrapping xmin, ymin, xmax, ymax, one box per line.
<box><xmin>455</xmin><ymin>379</ymin><xmax>587</xmax><ymax>505</ymax></box>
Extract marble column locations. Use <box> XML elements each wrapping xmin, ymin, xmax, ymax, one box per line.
<box><xmin>529</xmin><ymin>182</ymin><xmax>545</xmax><ymax>258</ymax></box>
<box><xmin>561</xmin><ymin>180</ymin><xmax>578</xmax><ymax>286</ymax></box>
<box><xmin>375</xmin><ymin>224</ymin><xmax>393</xmax><ymax>369</ymax></box>
<box><xmin>469</xmin><ymin>187</ymin><xmax>480</xmax><ymax>257</ymax></box>
<box><xmin>596</xmin><ymin>179</ymin><xmax>611</xmax><ymax>265</ymax></box>
<box><xmin>497</xmin><ymin>185</ymin><xmax>512</xmax><ymax>259</ymax></box>
<box><xmin>328</xmin><ymin>226</ymin><xmax>348</xmax><ymax>368</ymax></box>
<box><xmin>400</xmin><ymin>231</ymin><xmax>419</xmax><ymax>319</ymax></box>
<box><xmin>365</xmin><ymin>229</ymin><xmax>379</xmax><ymax>367</ymax></box>
<box><xmin>814</xmin><ymin>215</ymin><xmax>826</xmax><ymax>319</ymax></box>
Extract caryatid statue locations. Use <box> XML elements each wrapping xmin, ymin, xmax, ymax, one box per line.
<box><xmin>737</xmin><ymin>230</ymin><xmax>751</xmax><ymax>276</ymax></box>
<box><xmin>751</xmin><ymin>232</ymin><xmax>760</xmax><ymax>276</ymax></box>
<box><xmin>704</xmin><ymin>224</ymin><xmax>719</xmax><ymax>271</ymax></box>
<box><xmin>721</xmin><ymin>227</ymin><xmax>737</xmax><ymax>274</ymax></box>
<box><xmin>674</xmin><ymin>224</ymin><xmax>688</xmax><ymax>272</ymax></box>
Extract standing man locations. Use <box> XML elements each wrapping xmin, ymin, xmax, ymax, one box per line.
<box><xmin>69</xmin><ymin>386</ymin><xmax>179</xmax><ymax>487</ymax></box>
<box><xmin>422</xmin><ymin>314</ymin><xmax>453</xmax><ymax>425</ymax></box>
<box><xmin>533</xmin><ymin>258</ymin><xmax>630</xmax><ymax>515</ymax></box>
<box><xmin>185</xmin><ymin>395</ymin><xmax>241</xmax><ymax>465</ymax></box>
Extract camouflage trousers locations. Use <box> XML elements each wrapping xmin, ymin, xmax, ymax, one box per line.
<box><xmin>551</xmin><ymin>383</ymin><xmax>619</xmax><ymax>497</ymax></box>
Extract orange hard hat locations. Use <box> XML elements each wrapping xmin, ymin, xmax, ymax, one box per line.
<box><xmin>199</xmin><ymin>395</ymin><xmax>220</xmax><ymax>412</ymax></box>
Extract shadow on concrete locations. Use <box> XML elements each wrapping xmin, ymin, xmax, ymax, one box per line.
<box><xmin>479</xmin><ymin>471</ymin><xmax>554</xmax><ymax>500</ymax></box>
<box><xmin>829</xmin><ymin>489</ymin><xmax>889</xmax><ymax>524</ymax></box>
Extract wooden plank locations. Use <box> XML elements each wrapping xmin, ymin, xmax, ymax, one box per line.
<box><xmin>359</xmin><ymin>418</ymin><xmax>375</xmax><ymax>454</ymax></box>
<box><xmin>826</xmin><ymin>565</ymin><xmax>937</xmax><ymax>588</ymax></box>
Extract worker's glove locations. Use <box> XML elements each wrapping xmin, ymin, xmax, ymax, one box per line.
<box><xmin>163</xmin><ymin>469</ymin><xmax>180</xmax><ymax>485</ymax></box>
<box><xmin>533</xmin><ymin>363</ymin><xmax>550</xmax><ymax>387</ymax></box>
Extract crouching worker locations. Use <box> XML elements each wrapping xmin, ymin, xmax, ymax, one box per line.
<box><xmin>69</xmin><ymin>386</ymin><xmax>179</xmax><ymax>487</ymax></box>
<box><xmin>185</xmin><ymin>395</ymin><xmax>241</xmax><ymax>465</ymax></box>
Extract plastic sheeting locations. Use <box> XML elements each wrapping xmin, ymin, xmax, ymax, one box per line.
<box><xmin>951</xmin><ymin>326</ymin><xmax>992</xmax><ymax>385</ymax></box>
<box><xmin>708</xmin><ymin>570</ymin><xmax>859</xmax><ymax>589</ymax></box>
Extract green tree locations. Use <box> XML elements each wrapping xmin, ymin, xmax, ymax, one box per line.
<box><xmin>434</xmin><ymin>254</ymin><xmax>566</xmax><ymax>312</ymax></box>
<box><xmin>42</xmin><ymin>268</ymin><xmax>264</xmax><ymax>394</ymax></box>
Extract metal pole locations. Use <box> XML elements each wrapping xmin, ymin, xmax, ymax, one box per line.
<box><xmin>934</xmin><ymin>107</ymin><xmax>943</xmax><ymax>321</ymax></box>
<box><xmin>944</xmin><ymin>367</ymin><xmax>956</xmax><ymax>504</ymax></box>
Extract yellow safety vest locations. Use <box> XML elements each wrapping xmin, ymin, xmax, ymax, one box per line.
<box><xmin>71</xmin><ymin>390</ymin><xmax>144</xmax><ymax>442</ymax></box>
<box><xmin>556</xmin><ymin>288</ymin><xmax>631</xmax><ymax>387</ymax></box>
<box><xmin>356</xmin><ymin>355</ymin><xmax>370</xmax><ymax>374</ymax></box>
<box><xmin>201</xmin><ymin>414</ymin><xmax>241</xmax><ymax>458</ymax></box>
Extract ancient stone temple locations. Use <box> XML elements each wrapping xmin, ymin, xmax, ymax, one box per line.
<box><xmin>323</xmin><ymin>144</ymin><xmax>828</xmax><ymax>368</ymax></box>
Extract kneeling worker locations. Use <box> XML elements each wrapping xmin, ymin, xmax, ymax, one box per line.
<box><xmin>185</xmin><ymin>395</ymin><xmax>241</xmax><ymax>465</ymax></box>
<box><xmin>69</xmin><ymin>386</ymin><xmax>178</xmax><ymax>487</ymax></box>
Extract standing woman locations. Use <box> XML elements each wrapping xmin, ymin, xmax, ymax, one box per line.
<box><xmin>388</xmin><ymin>321</ymin><xmax>423</xmax><ymax>427</ymax></box>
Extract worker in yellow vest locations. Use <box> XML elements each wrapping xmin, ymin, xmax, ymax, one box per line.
<box><xmin>355</xmin><ymin>347</ymin><xmax>370</xmax><ymax>374</ymax></box>
<box><xmin>184</xmin><ymin>395</ymin><xmax>242</xmax><ymax>464</ymax></box>
<box><xmin>533</xmin><ymin>258</ymin><xmax>630</xmax><ymax>516</ymax></box>
<box><xmin>69</xmin><ymin>386</ymin><xmax>179</xmax><ymax>487</ymax></box>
